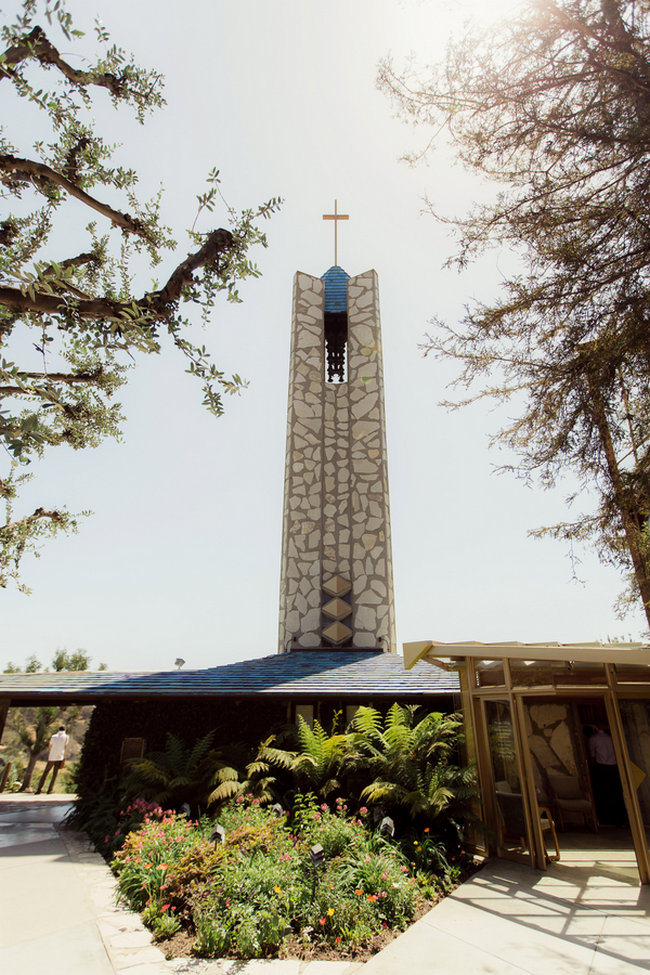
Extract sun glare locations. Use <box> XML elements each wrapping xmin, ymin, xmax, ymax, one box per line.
<box><xmin>442</xmin><ymin>0</ymin><xmax>524</xmax><ymax>28</ymax></box>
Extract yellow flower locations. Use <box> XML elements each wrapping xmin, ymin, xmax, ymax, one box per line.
<box><xmin>274</xmin><ymin>885</ymin><xmax>282</xmax><ymax>894</ymax></box>
<box><xmin>327</xmin><ymin>908</ymin><xmax>334</xmax><ymax>916</ymax></box>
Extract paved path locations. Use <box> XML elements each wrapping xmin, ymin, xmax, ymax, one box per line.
<box><xmin>3</xmin><ymin>795</ymin><xmax>650</xmax><ymax>974</ymax></box>
<box><xmin>0</xmin><ymin>795</ymin><xmax>362</xmax><ymax>975</ymax></box>
<box><xmin>363</xmin><ymin>855</ymin><xmax>650</xmax><ymax>974</ymax></box>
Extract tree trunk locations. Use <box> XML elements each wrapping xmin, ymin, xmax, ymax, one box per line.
<box><xmin>19</xmin><ymin>748</ymin><xmax>41</xmax><ymax>791</ymax></box>
<box><xmin>584</xmin><ymin>361</ymin><xmax>650</xmax><ymax>627</ymax></box>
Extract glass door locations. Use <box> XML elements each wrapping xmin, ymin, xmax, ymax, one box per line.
<box><xmin>482</xmin><ymin>698</ymin><xmax>533</xmax><ymax>864</ymax></box>
<box><xmin>616</xmin><ymin>699</ymin><xmax>650</xmax><ymax>873</ymax></box>
<box><xmin>605</xmin><ymin>694</ymin><xmax>650</xmax><ymax>884</ymax></box>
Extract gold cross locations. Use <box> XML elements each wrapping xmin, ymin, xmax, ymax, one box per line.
<box><xmin>322</xmin><ymin>199</ymin><xmax>349</xmax><ymax>267</ymax></box>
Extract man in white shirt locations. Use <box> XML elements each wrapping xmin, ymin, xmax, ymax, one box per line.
<box><xmin>35</xmin><ymin>726</ymin><xmax>69</xmax><ymax>794</ymax></box>
<box><xmin>588</xmin><ymin>727</ymin><xmax>617</xmax><ymax>766</ymax></box>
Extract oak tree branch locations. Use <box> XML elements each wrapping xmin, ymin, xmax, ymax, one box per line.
<box><xmin>0</xmin><ymin>25</ymin><xmax>127</xmax><ymax>98</ymax></box>
<box><xmin>0</xmin><ymin>155</ymin><xmax>150</xmax><ymax>239</ymax></box>
<box><xmin>0</xmin><ymin>228</ymin><xmax>234</xmax><ymax>320</ymax></box>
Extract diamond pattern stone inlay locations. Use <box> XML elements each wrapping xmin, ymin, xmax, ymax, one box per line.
<box><xmin>322</xmin><ymin>621</ymin><xmax>353</xmax><ymax>645</ymax></box>
<box><xmin>322</xmin><ymin>575</ymin><xmax>352</xmax><ymax>598</ymax></box>
<box><xmin>322</xmin><ymin>597</ymin><xmax>352</xmax><ymax>621</ymax></box>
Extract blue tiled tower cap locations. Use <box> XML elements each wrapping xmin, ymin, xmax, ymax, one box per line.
<box><xmin>321</xmin><ymin>266</ymin><xmax>349</xmax><ymax>313</ymax></box>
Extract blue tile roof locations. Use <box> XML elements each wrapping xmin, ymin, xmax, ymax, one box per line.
<box><xmin>0</xmin><ymin>652</ymin><xmax>458</xmax><ymax>704</ymax></box>
<box><xmin>321</xmin><ymin>266</ymin><xmax>349</xmax><ymax>313</ymax></box>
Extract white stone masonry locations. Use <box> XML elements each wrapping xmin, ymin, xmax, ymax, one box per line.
<box><xmin>278</xmin><ymin>270</ymin><xmax>396</xmax><ymax>653</ymax></box>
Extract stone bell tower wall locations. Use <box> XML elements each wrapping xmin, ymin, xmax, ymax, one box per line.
<box><xmin>278</xmin><ymin>270</ymin><xmax>396</xmax><ymax>653</ymax></box>
<box><xmin>346</xmin><ymin>271</ymin><xmax>396</xmax><ymax>652</ymax></box>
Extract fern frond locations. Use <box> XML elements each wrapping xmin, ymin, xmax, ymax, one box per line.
<box><xmin>207</xmin><ymin>780</ymin><xmax>242</xmax><ymax>805</ymax></box>
<box><xmin>187</xmin><ymin>730</ymin><xmax>216</xmax><ymax>770</ymax></box>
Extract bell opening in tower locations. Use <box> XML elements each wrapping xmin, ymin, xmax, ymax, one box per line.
<box><xmin>324</xmin><ymin>310</ymin><xmax>347</xmax><ymax>383</ymax></box>
<box><xmin>321</xmin><ymin>266</ymin><xmax>350</xmax><ymax>384</ymax></box>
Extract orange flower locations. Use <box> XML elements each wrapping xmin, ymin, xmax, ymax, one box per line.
<box><xmin>319</xmin><ymin>917</ymin><xmax>326</xmax><ymax>926</ymax></box>
<box><xmin>368</xmin><ymin>894</ymin><xmax>377</xmax><ymax>902</ymax></box>
<box><xmin>424</xmin><ymin>827</ymin><xmax>430</xmax><ymax>833</ymax></box>
<box><xmin>355</xmin><ymin>889</ymin><xmax>363</xmax><ymax>896</ymax></box>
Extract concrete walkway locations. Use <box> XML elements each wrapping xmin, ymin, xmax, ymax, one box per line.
<box><xmin>363</xmin><ymin>852</ymin><xmax>650</xmax><ymax>974</ymax></box>
<box><xmin>3</xmin><ymin>795</ymin><xmax>650</xmax><ymax>974</ymax></box>
<box><xmin>0</xmin><ymin>795</ymin><xmax>362</xmax><ymax>975</ymax></box>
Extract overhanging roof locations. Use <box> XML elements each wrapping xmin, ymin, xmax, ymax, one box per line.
<box><xmin>403</xmin><ymin>640</ymin><xmax>650</xmax><ymax>670</ymax></box>
<box><xmin>0</xmin><ymin>651</ymin><xmax>459</xmax><ymax>706</ymax></box>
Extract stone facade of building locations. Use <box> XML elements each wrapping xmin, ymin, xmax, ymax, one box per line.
<box><xmin>278</xmin><ymin>268</ymin><xmax>396</xmax><ymax>652</ymax></box>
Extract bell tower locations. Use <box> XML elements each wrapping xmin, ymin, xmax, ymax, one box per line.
<box><xmin>278</xmin><ymin>206</ymin><xmax>396</xmax><ymax>652</ymax></box>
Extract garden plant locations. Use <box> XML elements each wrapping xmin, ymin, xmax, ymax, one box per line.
<box><xmin>110</xmin><ymin>792</ymin><xmax>466</xmax><ymax>959</ymax></box>
<box><xmin>70</xmin><ymin>704</ymin><xmax>478</xmax><ymax>960</ymax></box>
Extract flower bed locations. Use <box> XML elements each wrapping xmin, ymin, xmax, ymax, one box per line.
<box><xmin>111</xmin><ymin>794</ymin><xmax>471</xmax><ymax>960</ymax></box>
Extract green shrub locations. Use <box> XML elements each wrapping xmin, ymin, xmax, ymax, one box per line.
<box><xmin>112</xmin><ymin>810</ymin><xmax>206</xmax><ymax>910</ymax></box>
<box><xmin>150</xmin><ymin>913</ymin><xmax>181</xmax><ymax>941</ymax></box>
<box><xmin>110</xmin><ymin>791</ymin><xmax>466</xmax><ymax>959</ymax></box>
<box><xmin>193</xmin><ymin>909</ymin><xmax>232</xmax><ymax>957</ymax></box>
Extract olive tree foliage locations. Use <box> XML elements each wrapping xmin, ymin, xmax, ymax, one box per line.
<box><xmin>379</xmin><ymin>0</ymin><xmax>650</xmax><ymax>625</ymax></box>
<box><xmin>0</xmin><ymin>1</ymin><xmax>280</xmax><ymax>590</ymax></box>
<box><xmin>2</xmin><ymin>648</ymin><xmax>104</xmax><ymax>789</ymax></box>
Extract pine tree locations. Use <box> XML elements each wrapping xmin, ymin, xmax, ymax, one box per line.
<box><xmin>380</xmin><ymin>0</ymin><xmax>650</xmax><ymax>623</ymax></box>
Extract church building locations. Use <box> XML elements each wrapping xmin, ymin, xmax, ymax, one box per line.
<box><xmin>0</xmin><ymin>207</ymin><xmax>457</xmax><ymax>768</ymax></box>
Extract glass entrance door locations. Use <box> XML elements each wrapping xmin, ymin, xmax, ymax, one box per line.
<box><xmin>616</xmin><ymin>698</ymin><xmax>650</xmax><ymax>881</ymax></box>
<box><xmin>483</xmin><ymin>699</ymin><xmax>532</xmax><ymax>864</ymax></box>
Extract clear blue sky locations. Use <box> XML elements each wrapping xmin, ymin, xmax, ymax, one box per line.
<box><xmin>1</xmin><ymin>0</ymin><xmax>645</xmax><ymax>672</ymax></box>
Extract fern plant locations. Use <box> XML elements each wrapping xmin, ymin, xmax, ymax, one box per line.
<box><xmin>210</xmin><ymin>718</ymin><xmax>350</xmax><ymax>804</ymax></box>
<box><xmin>346</xmin><ymin>705</ymin><xmax>476</xmax><ymax>840</ymax></box>
<box><xmin>121</xmin><ymin>731</ymin><xmax>229</xmax><ymax>811</ymax></box>
<box><xmin>290</xmin><ymin>716</ymin><xmax>349</xmax><ymax>800</ymax></box>
<box><xmin>207</xmin><ymin>735</ymin><xmax>295</xmax><ymax>807</ymax></box>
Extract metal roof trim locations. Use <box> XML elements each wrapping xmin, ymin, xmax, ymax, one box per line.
<box><xmin>403</xmin><ymin>640</ymin><xmax>650</xmax><ymax>668</ymax></box>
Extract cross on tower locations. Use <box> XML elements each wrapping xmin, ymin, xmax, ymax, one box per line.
<box><xmin>322</xmin><ymin>199</ymin><xmax>349</xmax><ymax>267</ymax></box>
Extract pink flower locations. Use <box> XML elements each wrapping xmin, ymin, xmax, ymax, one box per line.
<box><xmin>359</xmin><ymin>807</ymin><xmax>368</xmax><ymax>815</ymax></box>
